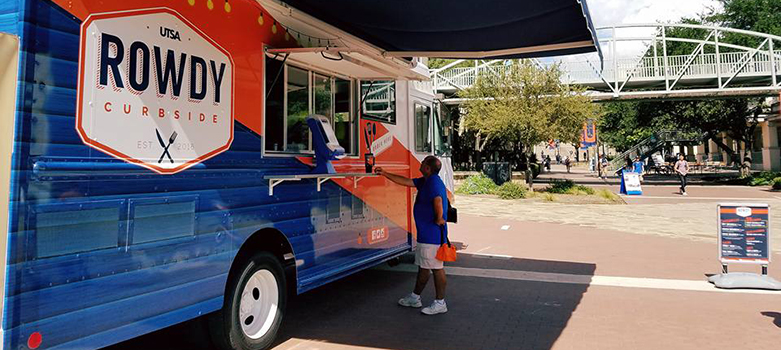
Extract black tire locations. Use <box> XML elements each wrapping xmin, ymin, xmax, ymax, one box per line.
<box><xmin>209</xmin><ymin>252</ymin><xmax>287</xmax><ymax>350</ymax></box>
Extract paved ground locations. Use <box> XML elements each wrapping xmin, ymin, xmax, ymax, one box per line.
<box><xmin>105</xmin><ymin>168</ymin><xmax>781</xmax><ymax>350</ymax></box>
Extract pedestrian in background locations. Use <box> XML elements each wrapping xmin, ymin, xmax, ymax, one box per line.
<box><xmin>633</xmin><ymin>156</ymin><xmax>645</xmax><ymax>181</ymax></box>
<box><xmin>674</xmin><ymin>154</ymin><xmax>689</xmax><ymax>196</ymax></box>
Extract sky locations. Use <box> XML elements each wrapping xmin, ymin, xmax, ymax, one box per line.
<box><xmin>587</xmin><ymin>0</ymin><xmax>721</xmax><ymax>29</ymax></box>
<box><xmin>578</xmin><ymin>0</ymin><xmax>723</xmax><ymax>58</ymax></box>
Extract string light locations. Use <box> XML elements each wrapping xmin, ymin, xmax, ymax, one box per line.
<box><xmin>206</xmin><ymin>0</ymin><xmax>214</xmax><ymax>10</ymax></box>
<box><xmin>187</xmin><ymin>0</ymin><xmax>195</xmax><ymax>6</ymax></box>
<box><xmin>258</xmin><ymin>12</ymin><xmax>264</xmax><ymax>25</ymax></box>
<box><xmin>224</xmin><ymin>0</ymin><xmax>231</xmax><ymax>13</ymax></box>
<box><xmin>272</xmin><ymin>21</ymin><xmax>277</xmax><ymax>34</ymax></box>
<box><xmin>278</xmin><ymin>23</ymin><xmax>342</xmax><ymax>48</ymax></box>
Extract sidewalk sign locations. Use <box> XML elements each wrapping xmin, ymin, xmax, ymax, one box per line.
<box><xmin>709</xmin><ymin>203</ymin><xmax>781</xmax><ymax>290</ymax></box>
<box><xmin>620</xmin><ymin>171</ymin><xmax>642</xmax><ymax>195</ymax></box>
<box><xmin>717</xmin><ymin>203</ymin><xmax>770</xmax><ymax>265</ymax></box>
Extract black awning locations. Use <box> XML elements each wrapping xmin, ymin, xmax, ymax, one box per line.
<box><xmin>278</xmin><ymin>0</ymin><xmax>601</xmax><ymax>60</ymax></box>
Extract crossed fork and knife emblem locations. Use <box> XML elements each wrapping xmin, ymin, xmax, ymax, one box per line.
<box><xmin>155</xmin><ymin>129</ymin><xmax>178</xmax><ymax>164</ymax></box>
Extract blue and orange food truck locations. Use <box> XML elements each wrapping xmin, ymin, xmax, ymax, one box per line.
<box><xmin>0</xmin><ymin>0</ymin><xmax>599</xmax><ymax>349</ymax></box>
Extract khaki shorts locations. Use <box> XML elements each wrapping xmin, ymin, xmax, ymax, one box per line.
<box><xmin>415</xmin><ymin>243</ymin><xmax>444</xmax><ymax>270</ymax></box>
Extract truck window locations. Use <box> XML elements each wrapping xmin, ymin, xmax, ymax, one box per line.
<box><xmin>286</xmin><ymin>66</ymin><xmax>310</xmax><ymax>152</ymax></box>
<box><xmin>434</xmin><ymin>104</ymin><xmax>451</xmax><ymax>156</ymax></box>
<box><xmin>415</xmin><ymin>103</ymin><xmax>432</xmax><ymax>153</ymax></box>
<box><xmin>265</xmin><ymin>55</ymin><xmax>285</xmax><ymax>151</ymax></box>
<box><xmin>334</xmin><ymin>78</ymin><xmax>353</xmax><ymax>153</ymax></box>
<box><xmin>361</xmin><ymin>80</ymin><xmax>396</xmax><ymax>124</ymax></box>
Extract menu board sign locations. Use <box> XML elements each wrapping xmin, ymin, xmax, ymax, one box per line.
<box><xmin>718</xmin><ymin>204</ymin><xmax>770</xmax><ymax>264</ymax></box>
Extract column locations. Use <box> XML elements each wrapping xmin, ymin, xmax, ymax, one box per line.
<box><xmin>695</xmin><ymin>144</ymin><xmax>706</xmax><ymax>163</ymax></box>
<box><xmin>708</xmin><ymin>138</ymin><xmax>720</xmax><ymax>162</ymax></box>
<box><xmin>762</xmin><ymin>121</ymin><xmax>781</xmax><ymax>171</ymax></box>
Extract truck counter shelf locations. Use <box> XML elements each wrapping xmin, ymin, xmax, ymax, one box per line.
<box><xmin>265</xmin><ymin>173</ymin><xmax>380</xmax><ymax>195</ymax></box>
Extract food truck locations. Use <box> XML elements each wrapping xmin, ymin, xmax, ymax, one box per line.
<box><xmin>0</xmin><ymin>0</ymin><xmax>599</xmax><ymax>349</ymax></box>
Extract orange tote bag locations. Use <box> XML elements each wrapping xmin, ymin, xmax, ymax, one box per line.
<box><xmin>435</xmin><ymin>226</ymin><xmax>456</xmax><ymax>262</ymax></box>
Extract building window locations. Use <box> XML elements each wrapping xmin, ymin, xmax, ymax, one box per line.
<box><xmin>361</xmin><ymin>80</ymin><xmax>396</xmax><ymax>124</ymax></box>
<box><xmin>415</xmin><ymin>103</ymin><xmax>432</xmax><ymax>153</ymax></box>
<box><xmin>264</xmin><ymin>54</ymin><xmax>357</xmax><ymax>155</ymax></box>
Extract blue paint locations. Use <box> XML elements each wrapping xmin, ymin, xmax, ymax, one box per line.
<box><xmin>2</xmin><ymin>1</ymin><xmax>413</xmax><ymax>349</ymax></box>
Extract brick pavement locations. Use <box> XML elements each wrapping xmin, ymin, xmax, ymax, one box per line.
<box><xmin>107</xmin><ymin>212</ymin><xmax>781</xmax><ymax>350</ymax></box>
<box><xmin>455</xmin><ymin>193</ymin><xmax>781</xmax><ymax>253</ymax></box>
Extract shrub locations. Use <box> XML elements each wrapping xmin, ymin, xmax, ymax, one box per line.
<box><xmin>597</xmin><ymin>189</ymin><xmax>620</xmax><ymax>202</ymax></box>
<box><xmin>773</xmin><ymin>177</ymin><xmax>781</xmax><ymax>190</ymax></box>
<box><xmin>496</xmin><ymin>181</ymin><xmax>528</xmax><ymax>199</ymax></box>
<box><xmin>749</xmin><ymin>171</ymin><xmax>781</xmax><ymax>186</ymax></box>
<box><xmin>565</xmin><ymin>184</ymin><xmax>596</xmax><ymax>195</ymax></box>
<box><xmin>542</xmin><ymin>193</ymin><xmax>556</xmax><ymax>202</ymax></box>
<box><xmin>455</xmin><ymin>174</ymin><xmax>498</xmax><ymax>195</ymax></box>
<box><xmin>749</xmin><ymin>177</ymin><xmax>771</xmax><ymax>186</ymax></box>
<box><xmin>529</xmin><ymin>163</ymin><xmax>541</xmax><ymax>179</ymax></box>
<box><xmin>546</xmin><ymin>179</ymin><xmax>576</xmax><ymax>194</ymax></box>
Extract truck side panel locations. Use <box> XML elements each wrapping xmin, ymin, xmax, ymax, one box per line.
<box><xmin>3</xmin><ymin>1</ymin><xmax>413</xmax><ymax>349</ymax></box>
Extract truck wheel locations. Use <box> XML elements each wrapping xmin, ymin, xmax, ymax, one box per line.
<box><xmin>210</xmin><ymin>252</ymin><xmax>286</xmax><ymax>350</ymax></box>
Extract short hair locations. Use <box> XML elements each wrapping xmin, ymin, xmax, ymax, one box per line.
<box><xmin>423</xmin><ymin>156</ymin><xmax>442</xmax><ymax>174</ymax></box>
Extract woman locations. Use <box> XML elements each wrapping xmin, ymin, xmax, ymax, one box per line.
<box><xmin>674</xmin><ymin>154</ymin><xmax>689</xmax><ymax>196</ymax></box>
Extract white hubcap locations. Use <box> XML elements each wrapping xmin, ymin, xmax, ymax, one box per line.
<box><xmin>239</xmin><ymin>269</ymin><xmax>279</xmax><ymax>339</ymax></box>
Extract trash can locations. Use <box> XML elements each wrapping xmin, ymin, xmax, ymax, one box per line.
<box><xmin>482</xmin><ymin>162</ymin><xmax>510</xmax><ymax>185</ymax></box>
<box><xmin>495</xmin><ymin>162</ymin><xmax>510</xmax><ymax>185</ymax></box>
<box><xmin>482</xmin><ymin>162</ymin><xmax>497</xmax><ymax>184</ymax></box>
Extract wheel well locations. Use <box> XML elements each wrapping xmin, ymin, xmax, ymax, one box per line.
<box><xmin>228</xmin><ymin>228</ymin><xmax>296</xmax><ymax>295</ymax></box>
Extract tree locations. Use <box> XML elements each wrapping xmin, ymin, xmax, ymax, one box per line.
<box><xmin>458</xmin><ymin>60</ymin><xmax>599</xmax><ymax>171</ymax></box>
<box><xmin>601</xmin><ymin>2</ymin><xmax>776</xmax><ymax>171</ymax></box>
<box><xmin>710</xmin><ymin>0</ymin><xmax>781</xmax><ymax>47</ymax></box>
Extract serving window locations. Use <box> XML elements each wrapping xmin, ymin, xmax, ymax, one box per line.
<box><xmin>264</xmin><ymin>55</ymin><xmax>357</xmax><ymax>155</ymax></box>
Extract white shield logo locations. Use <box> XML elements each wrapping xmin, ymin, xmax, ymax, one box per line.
<box><xmin>77</xmin><ymin>8</ymin><xmax>234</xmax><ymax>174</ymax></box>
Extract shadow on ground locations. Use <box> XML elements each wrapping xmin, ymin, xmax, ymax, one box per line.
<box><xmin>761</xmin><ymin>311</ymin><xmax>781</xmax><ymax>328</ymax></box>
<box><xmin>104</xmin><ymin>253</ymin><xmax>595</xmax><ymax>350</ymax></box>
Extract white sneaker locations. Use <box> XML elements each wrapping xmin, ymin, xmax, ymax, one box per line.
<box><xmin>421</xmin><ymin>300</ymin><xmax>447</xmax><ymax>315</ymax></box>
<box><xmin>682</xmin><ymin>192</ymin><xmax>688</xmax><ymax>196</ymax></box>
<box><xmin>398</xmin><ymin>293</ymin><xmax>422</xmax><ymax>308</ymax></box>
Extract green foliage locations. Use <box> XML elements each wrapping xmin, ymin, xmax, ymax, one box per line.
<box><xmin>711</xmin><ymin>0</ymin><xmax>781</xmax><ymax>47</ymax></box>
<box><xmin>597</xmin><ymin>189</ymin><xmax>620</xmax><ymax>202</ymax></box>
<box><xmin>600</xmin><ymin>3</ymin><xmax>774</xmax><ymax>157</ymax></box>
<box><xmin>496</xmin><ymin>182</ymin><xmax>528</xmax><ymax>199</ymax></box>
<box><xmin>749</xmin><ymin>177</ymin><xmax>771</xmax><ymax>186</ymax></box>
<box><xmin>748</xmin><ymin>171</ymin><xmax>781</xmax><ymax>186</ymax></box>
<box><xmin>427</xmin><ymin>59</ymin><xmax>476</xmax><ymax>70</ymax></box>
<box><xmin>458</xmin><ymin>60</ymin><xmax>600</xmax><ymax>155</ymax></box>
<box><xmin>772</xmin><ymin>177</ymin><xmax>781</xmax><ymax>190</ymax></box>
<box><xmin>567</xmin><ymin>185</ymin><xmax>596</xmax><ymax>196</ymax></box>
<box><xmin>455</xmin><ymin>174</ymin><xmax>498</xmax><ymax>195</ymax></box>
<box><xmin>544</xmin><ymin>179</ymin><xmax>595</xmax><ymax>195</ymax></box>
<box><xmin>530</xmin><ymin>163</ymin><xmax>541</xmax><ymax>179</ymax></box>
<box><xmin>545</xmin><ymin>179</ymin><xmax>576</xmax><ymax>193</ymax></box>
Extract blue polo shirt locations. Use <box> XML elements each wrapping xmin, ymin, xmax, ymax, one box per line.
<box><xmin>633</xmin><ymin>160</ymin><xmax>645</xmax><ymax>173</ymax></box>
<box><xmin>413</xmin><ymin>174</ymin><xmax>448</xmax><ymax>244</ymax></box>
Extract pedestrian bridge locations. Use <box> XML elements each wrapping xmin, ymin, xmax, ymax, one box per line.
<box><xmin>432</xmin><ymin>23</ymin><xmax>781</xmax><ymax>101</ymax></box>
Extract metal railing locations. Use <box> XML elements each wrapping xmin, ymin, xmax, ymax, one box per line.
<box><xmin>609</xmin><ymin>131</ymin><xmax>703</xmax><ymax>170</ymax></box>
<box><xmin>432</xmin><ymin>23</ymin><xmax>781</xmax><ymax>100</ymax></box>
